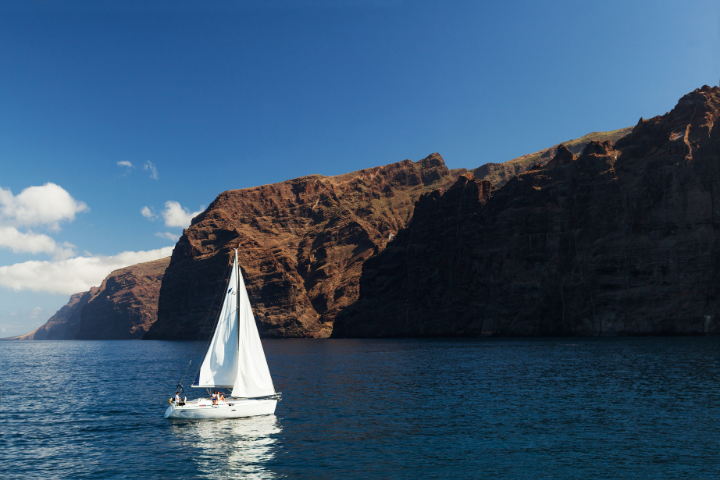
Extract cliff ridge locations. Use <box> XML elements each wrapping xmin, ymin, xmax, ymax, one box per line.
<box><xmin>146</xmin><ymin>154</ymin><xmax>462</xmax><ymax>339</ymax></box>
<box><xmin>333</xmin><ymin>86</ymin><xmax>720</xmax><ymax>337</ymax></box>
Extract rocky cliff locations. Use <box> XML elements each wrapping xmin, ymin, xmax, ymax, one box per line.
<box><xmin>16</xmin><ymin>257</ymin><xmax>170</xmax><ymax>340</ymax></box>
<box><xmin>145</xmin><ymin>154</ymin><xmax>462</xmax><ymax>340</ymax></box>
<box><xmin>75</xmin><ymin>257</ymin><xmax>170</xmax><ymax>339</ymax></box>
<box><xmin>333</xmin><ymin>86</ymin><xmax>720</xmax><ymax>337</ymax></box>
<box><xmin>10</xmin><ymin>289</ymin><xmax>97</xmax><ymax>340</ymax></box>
<box><xmin>472</xmin><ymin>127</ymin><xmax>633</xmax><ymax>187</ymax></box>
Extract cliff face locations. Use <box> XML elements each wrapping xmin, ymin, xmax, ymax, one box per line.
<box><xmin>146</xmin><ymin>154</ymin><xmax>461</xmax><ymax>340</ymax></box>
<box><xmin>472</xmin><ymin>127</ymin><xmax>633</xmax><ymax>187</ymax></box>
<box><xmin>333</xmin><ymin>86</ymin><xmax>720</xmax><ymax>337</ymax></box>
<box><xmin>10</xmin><ymin>289</ymin><xmax>96</xmax><ymax>340</ymax></box>
<box><xmin>12</xmin><ymin>257</ymin><xmax>169</xmax><ymax>340</ymax></box>
<box><xmin>74</xmin><ymin>257</ymin><xmax>171</xmax><ymax>339</ymax></box>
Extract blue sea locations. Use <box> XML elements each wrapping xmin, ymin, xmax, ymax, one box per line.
<box><xmin>2</xmin><ymin>338</ymin><xmax>720</xmax><ymax>478</ymax></box>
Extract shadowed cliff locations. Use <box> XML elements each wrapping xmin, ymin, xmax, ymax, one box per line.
<box><xmin>333</xmin><ymin>86</ymin><xmax>720</xmax><ymax>337</ymax></box>
<box><xmin>471</xmin><ymin>127</ymin><xmax>633</xmax><ymax>187</ymax></box>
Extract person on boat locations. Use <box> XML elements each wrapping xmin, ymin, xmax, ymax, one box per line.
<box><xmin>174</xmin><ymin>392</ymin><xmax>184</xmax><ymax>406</ymax></box>
<box><xmin>212</xmin><ymin>391</ymin><xmax>218</xmax><ymax>405</ymax></box>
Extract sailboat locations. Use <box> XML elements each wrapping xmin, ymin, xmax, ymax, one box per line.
<box><xmin>165</xmin><ymin>249</ymin><xmax>280</xmax><ymax>420</ymax></box>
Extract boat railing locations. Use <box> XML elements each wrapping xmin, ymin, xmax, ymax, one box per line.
<box><xmin>228</xmin><ymin>393</ymin><xmax>282</xmax><ymax>401</ymax></box>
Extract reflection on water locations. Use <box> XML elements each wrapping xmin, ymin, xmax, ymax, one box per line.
<box><xmin>169</xmin><ymin>416</ymin><xmax>282</xmax><ymax>479</ymax></box>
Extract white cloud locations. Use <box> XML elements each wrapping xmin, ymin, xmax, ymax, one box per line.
<box><xmin>141</xmin><ymin>206</ymin><xmax>157</xmax><ymax>220</ymax></box>
<box><xmin>0</xmin><ymin>183</ymin><xmax>88</xmax><ymax>231</ymax></box>
<box><xmin>0</xmin><ymin>247</ymin><xmax>174</xmax><ymax>295</ymax></box>
<box><xmin>117</xmin><ymin>161</ymin><xmax>134</xmax><ymax>169</ymax></box>
<box><xmin>155</xmin><ymin>232</ymin><xmax>180</xmax><ymax>241</ymax></box>
<box><xmin>144</xmin><ymin>161</ymin><xmax>159</xmax><ymax>180</ymax></box>
<box><xmin>162</xmin><ymin>201</ymin><xmax>204</xmax><ymax>228</ymax></box>
<box><xmin>0</xmin><ymin>226</ymin><xmax>75</xmax><ymax>259</ymax></box>
<box><xmin>0</xmin><ymin>183</ymin><xmax>85</xmax><ymax>260</ymax></box>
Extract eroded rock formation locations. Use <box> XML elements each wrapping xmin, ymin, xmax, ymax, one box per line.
<box><xmin>75</xmin><ymin>257</ymin><xmax>171</xmax><ymax>339</ymax></box>
<box><xmin>333</xmin><ymin>86</ymin><xmax>720</xmax><ymax>337</ymax></box>
<box><xmin>16</xmin><ymin>257</ymin><xmax>170</xmax><ymax>340</ymax></box>
<box><xmin>472</xmin><ymin>127</ymin><xmax>633</xmax><ymax>187</ymax></box>
<box><xmin>146</xmin><ymin>154</ymin><xmax>462</xmax><ymax>339</ymax></box>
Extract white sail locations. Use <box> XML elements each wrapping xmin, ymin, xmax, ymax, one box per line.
<box><xmin>193</xmin><ymin>254</ymin><xmax>240</xmax><ymax>388</ymax></box>
<box><xmin>231</xmin><ymin>266</ymin><xmax>276</xmax><ymax>398</ymax></box>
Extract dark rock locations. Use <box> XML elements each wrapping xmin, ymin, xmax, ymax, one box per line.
<box><xmin>471</xmin><ymin>128</ymin><xmax>633</xmax><ymax>187</ymax></box>
<box><xmin>544</xmin><ymin>144</ymin><xmax>577</xmax><ymax>168</ymax></box>
<box><xmin>333</xmin><ymin>86</ymin><xmax>720</xmax><ymax>337</ymax></box>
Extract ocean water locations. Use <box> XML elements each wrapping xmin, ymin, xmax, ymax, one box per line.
<box><xmin>2</xmin><ymin>338</ymin><xmax>720</xmax><ymax>479</ymax></box>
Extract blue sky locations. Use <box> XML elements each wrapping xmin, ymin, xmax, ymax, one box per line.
<box><xmin>1</xmin><ymin>0</ymin><xmax>719</xmax><ymax>336</ymax></box>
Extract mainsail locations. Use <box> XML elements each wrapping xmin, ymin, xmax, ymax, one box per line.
<box><xmin>192</xmin><ymin>250</ymin><xmax>276</xmax><ymax>398</ymax></box>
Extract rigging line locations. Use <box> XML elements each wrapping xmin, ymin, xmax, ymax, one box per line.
<box><xmin>188</xmin><ymin>260</ymin><xmax>234</xmax><ymax>385</ymax></box>
<box><xmin>237</xmin><ymin>250</ymin><xmax>241</xmax><ymax>352</ymax></box>
<box><xmin>198</xmin><ymin>262</ymin><xmax>232</xmax><ymax>340</ymax></box>
<box><xmin>178</xmin><ymin>359</ymin><xmax>193</xmax><ymax>389</ymax></box>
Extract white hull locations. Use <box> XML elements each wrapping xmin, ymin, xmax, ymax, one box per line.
<box><xmin>165</xmin><ymin>398</ymin><xmax>277</xmax><ymax>420</ymax></box>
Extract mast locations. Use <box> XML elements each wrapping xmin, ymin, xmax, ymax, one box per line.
<box><xmin>192</xmin><ymin>249</ymin><xmax>241</xmax><ymax>389</ymax></box>
<box><xmin>236</xmin><ymin>249</ymin><xmax>240</xmax><ymax>352</ymax></box>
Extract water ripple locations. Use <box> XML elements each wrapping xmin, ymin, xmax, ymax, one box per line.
<box><xmin>2</xmin><ymin>338</ymin><xmax>720</xmax><ymax>478</ymax></box>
